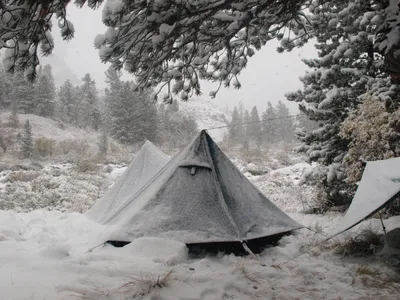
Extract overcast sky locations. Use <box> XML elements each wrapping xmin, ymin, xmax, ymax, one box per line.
<box><xmin>43</xmin><ymin>4</ymin><xmax>318</xmax><ymax>113</ymax></box>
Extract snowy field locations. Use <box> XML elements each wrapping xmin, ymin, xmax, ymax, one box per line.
<box><xmin>0</xmin><ymin>161</ymin><xmax>399</xmax><ymax>299</ymax></box>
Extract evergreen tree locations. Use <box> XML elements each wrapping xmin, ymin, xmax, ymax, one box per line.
<box><xmin>1</xmin><ymin>0</ymin><xmax>398</xmax><ymax>97</ymax></box>
<box><xmin>10</xmin><ymin>72</ymin><xmax>35</xmax><ymax>114</ymax></box>
<box><xmin>58</xmin><ymin>79</ymin><xmax>76</xmax><ymax>124</ymax></box>
<box><xmin>98</xmin><ymin>128</ymin><xmax>108</xmax><ymax>156</ymax></box>
<box><xmin>103</xmin><ymin>67</ymin><xmax>123</xmax><ymax>131</ymax></box>
<box><xmin>285</xmin><ymin>0</ymin><xmax>388</xmax><ymax>208</ymax></box>
<box><xmin>243</xmin><ymin>109</ymin><xmax>250</xmax><ymax>143</ymax></box>
<box><xmin>296</xmin><ymin>113</ymin><xmax>318</xmax><ymax>134</ymax></box>
<box><xmin>20</xmin><ymin>120</ymin><xmax>33</xmax><ymax>158</ymax></box>
<box><xmin>262</xmin><ymin>102</ymin><xmax>278</xmax><ymax>145</ymax></box>
<box><xmin>34</xmin><ymin>65</ymin><xmax>56</xmax><ymax>118</ymax></box>
<box><xmin>161</xmin><ymin>108</ymin><xmax>198</xmax><ymax>149</ymax></box>
<box><xmin>275</xmin><ymin>101</ymin><xmax>294</xmax><ymax>143</ymax></box>
<box><xmin>248</xmin><ymin>106</ymin><xmax>262</xmax><ymax>147</ymax></box>
<box><xmin>108</xmin><ymin>81</ymin><xmax>157</xmax><ymax>144</ymax></box>
<box><xmin>8</xmin><ymin>101</ymin><xmax>19</xmax><ymax>128</ymax></box>
<box><xmin>237</xmin><ymin>102</ymin><xmax>246</xmax><ymax>141</ymax></box>
<box><xmin>0</xmin><ymin>66</ymin><xmax>12</xmax><ymax>108</ymax></box>
<box><xmin>78</xmin><ymin>74</ymin><xmax>101</xmax><ymax>130</ymax></box>
<box><xmin>228</xmin><ymin>106</ymin><xmax>243</xmax><ymax>146</ymax></box>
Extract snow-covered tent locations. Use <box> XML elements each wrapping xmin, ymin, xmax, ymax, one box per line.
<box><xmin>329</xmin><ymin>157</ymin><xmax>400</xmax><ymax>238</ymax></box>
<box><xmin>102</xmin><ymin>130</ymin><xmax>303</xmax><ymax>254</ymax></box>
<box><xmin>86</xmin><ymin>140</ymin><xmax>169</xmax><ymax>224</ymax></box>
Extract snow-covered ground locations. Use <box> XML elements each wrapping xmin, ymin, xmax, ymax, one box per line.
<box><xmin>1</xmin><ymin>210</ymin><xmax>399</xmax><ymax>300</ymax></box>
<box><xmin>0</xmin><ymin>154</ymin><xmax>399</xmax><ymax>299</ymax></box>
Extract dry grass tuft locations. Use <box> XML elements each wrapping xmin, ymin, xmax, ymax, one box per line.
<box><xmin>355</xmin><ymin>265</ymin><xmax>381</xmax><ymax>277</ymax></box>
<box><xmin>60</xmin><ymin>270</ymin><xmax>175</xmax><ymax>299</ymax></box>
<box><xmin>333</xmin><ymin>228</ymin><xmax>382</xmax><ymax>257</ymax></box>
<box><xmin>350</xmin><ymin>264</ymin><xmax>400</xmax><ymax>290</ymax></box>
<box><xmin>119</xmin><ymin>270</ymin><xmax>175</xmax><ymax>293</ymax></box>
<box><xmin>309</xmin><ymin>222</ymin><xmax>324</xmax><ymax>235</ymax></box>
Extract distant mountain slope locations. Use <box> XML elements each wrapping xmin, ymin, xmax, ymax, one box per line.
<box><xmin>41</xmin><ymin>54</ymin><xmax>81</xmax><ymax>86</ymax></box>
<box><xmin>178</xmin><ymin>98</ymin><xmax>229</xmax><ymax>141</ymax></box>
<box><xmin>0</xmin><ymin>112</ymin><xmax>99</xmax><ymax>142</ymax></box>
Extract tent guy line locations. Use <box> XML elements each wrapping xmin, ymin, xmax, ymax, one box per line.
<box><xmin>205</xmin><ymin>114</ymin><xmax>300</xmax><ymax>131</ymax></box>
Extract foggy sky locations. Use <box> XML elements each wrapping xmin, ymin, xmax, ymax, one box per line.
<box><xmin>44</xmin><ymin>4</ymin><xmax>318</xmax><ymax>113</ymax></box>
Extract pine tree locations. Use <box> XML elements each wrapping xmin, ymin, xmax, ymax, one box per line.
<box><xmin>161</xmin><ymin>109</ymin><xmax>198</xmax><ymax>149</ymax></box>
<box><xmin>262</xmin><ymin>102</ymin><xmax>278</xmax><ymax>146</ymax></box>
<box><xmin>58</xmin><ymin>79</ymin><xmax>76</xmax><ymax>124</ymax></box>
<box><xmin>296</xmin><ymin>113</ymin><xmax>318</xmax><ymax>134</ymax></box>
<box><xmin>228</xmin><ymin>106</ymin><xmax>243</xmax><ymax>146</ymax></box>
<box><xmin>34</xmin><ymin>65</ymin><xmax>56</xmax><ymax>118</ymax></box>
<box><xmin>275</xmin><ymin>101</ymin><xmax>294</xmax><ymax>143</ymax></box>
<box><xmin>98</xmin><ymin>128</ymin><xmax>108</xmax><ymax>156</ymax></box>
<box><xmin>78</xmin><ymin>74</ymin><xmax>101</xmax><ymax>130</ymax></box>
<box><xmin>0</xmin><ymin>66</ymin><xmax>12</xmax><ymax>109</ymax></box>
<box><xmin>10</xmin><ymin>72</ymin><xmax>35</xmax><ymax>114</ymax></box>
<box><xmin>243</xmin><ymin>109</ymin><xmax>250</xmax><ymax>140</ymax></box>
<box><xmin>20</xmin><ymin>120</ymin><xmax>33</xmax><ymax>158</ymax></box>
<box><xmin>8</xmin><ymin>101</ymin><xmax>19</xmax><ymax>128</ymax></box>
<box><xmin>103</xmin><ymin>67</ymin><xmax>122</xmax><ymax>132</ymax></box>
<box><xmin>130</xmin><ymin>88</ymin><xmax>158</xmax><ymax>143</ymax></box>
<box><xmin>108</xmin><ymin>81</ymin><xmax>158</xmax><ymax>144</ymax></box>
<box><xmin>285</xmin><ymin>1</ymin><xmax>388</xmax><ymax>208</ymax></box>
<box><xmin>248</xmin><ymin>106</ymin><xmax>262</xmax><ymax>147</ymax></box>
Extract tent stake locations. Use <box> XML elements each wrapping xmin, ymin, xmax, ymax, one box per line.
<box><xmin>86</xmin><ymin>242</ymin><xmax>106</xmax><ymax>253</ymax></box>
<box><xmin>379</xmin><ymin>212</ymin><xmax>387</xmax><ymax>235</ymax></box>
<box><xmin>241</xmin><ymin>241</ymin><xmax>258</xmax><ymax>260</ymax></box>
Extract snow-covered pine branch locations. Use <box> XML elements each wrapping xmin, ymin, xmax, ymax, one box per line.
<box><xmin>96</xmin><ymin>0</ymin><xmax>311</xmax><ymax>101</ymax></box>
<box><xmin>0</xmin><ymin>0</ymin><xmax>399</xmax><ymax>92</ymax></box>
<box><xmin>0</xmin><ymin>0</ymin><xmax>102</xmax><ymax>81</ymax></box>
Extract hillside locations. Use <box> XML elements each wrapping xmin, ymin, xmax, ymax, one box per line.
<box><xmin>40</xmin><ymin>53</ymin><xmax>81</xmax><ymax>86</ymax></box>
<box><xmin>178</xmin><ymin>97</ymin><xmax>229</xmax><ymax>141</ymax></box>
<box><xmin>0</xmin><ymin>112</ymin><xmax>100</xmax><ymax>142</ymax></box>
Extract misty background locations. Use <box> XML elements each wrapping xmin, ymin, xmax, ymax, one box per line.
<box><xmin>41</xmin><ymin>4</ymin><xmax>317</xmax><ymax>114</ymax></box>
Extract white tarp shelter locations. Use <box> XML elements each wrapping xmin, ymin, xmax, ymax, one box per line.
<box><xmin>329</xmin><ymin>157</ymin><xmax>400</xmax><ymax>238</ymax></box>
<box><xmin>102</xmin><ymin>130</ymin><xmax>303</xmax><ymax>245</ymax></box>
<box><xmin>86</xmin><ymin>140</ymin><xmax>169</xmax><ymax>224</ymax></box>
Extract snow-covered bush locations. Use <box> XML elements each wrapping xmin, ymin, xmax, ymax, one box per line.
<box><xmin>0</xmin><ymin>166</ymin><xmax>111</xmax><ymax>213</ymax></box>
<box><xmin>74</xmin><ymin>159</ymin><xmax>100</xmax><ymax>173</ymax></box>
<box><xmin>341</xmin><ymin>94</ymin><xmax>400</xmax><ymax>184</ymax></box>
<box><xmin>5</xmin><ymin>171</ymin><xmax>40</xmax><ymax>183</ymax></box>
<box><xmin>35</xmin><ymin>137</ymin><xmax>56</xmax><ymax>157</ymax></box>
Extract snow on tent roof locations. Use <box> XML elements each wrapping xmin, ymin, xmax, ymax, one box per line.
<box><xmin>103</xmin><ymin>130</ymin><xmax>303</xmax><ymax>244</ymax></box>
<box><xmin>329</xmin><ymin>157</ymin><xmax>400</xmax><ymax>238</ymax></box>
<box><xmin>86</xmin><ymin>140</ymin><xmax>169</xmax><ymax>224</ymax></box>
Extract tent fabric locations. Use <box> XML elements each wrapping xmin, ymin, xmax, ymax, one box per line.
<box><xmin>86</xmin><ymin>140</ymin><xmax>170</xmax><ymax>224</ymax></box>
<box><xmin>103</xmin><ymin>130</ymin><xmax>303</xmax><ymax>244</ymax></box>
<box><xmin>329</xmin><ymin>157</ymin><xmax>400</xmax><ymax>238</ymax></box>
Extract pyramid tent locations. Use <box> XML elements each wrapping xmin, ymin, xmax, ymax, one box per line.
<box><xmin>103</xmin><ymin>130</ymin><xmax>303</xmax><ymax>248</ymax></box>
<box><xmin>329</xmin><ymin>157</ymin><xmax>400</xmax><ymax>238</ymax></box>
<box><xmin>86</xmin><ymin>140</ymin><xmax>170</xmax><ymax>224</ymax></box>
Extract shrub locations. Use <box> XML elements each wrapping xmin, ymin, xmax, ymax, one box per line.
<box><xmin>35</xmin><ymin>137</ymin><xmax>56</xmax><ymax>157</ymax></box>
<box><xmin>6</xmin><ymin>171</ymin><xmax>40</xmax><ymax>183</ymax></box>
<box><xmin>74</xmin><ymin>159</ymin><xmax>99</xmax><ymax>173</ymax></box>
<box><xmin>58</xmin><ymin>140</ymin><xmax>91</xmax><ymax>156</ymax></box>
